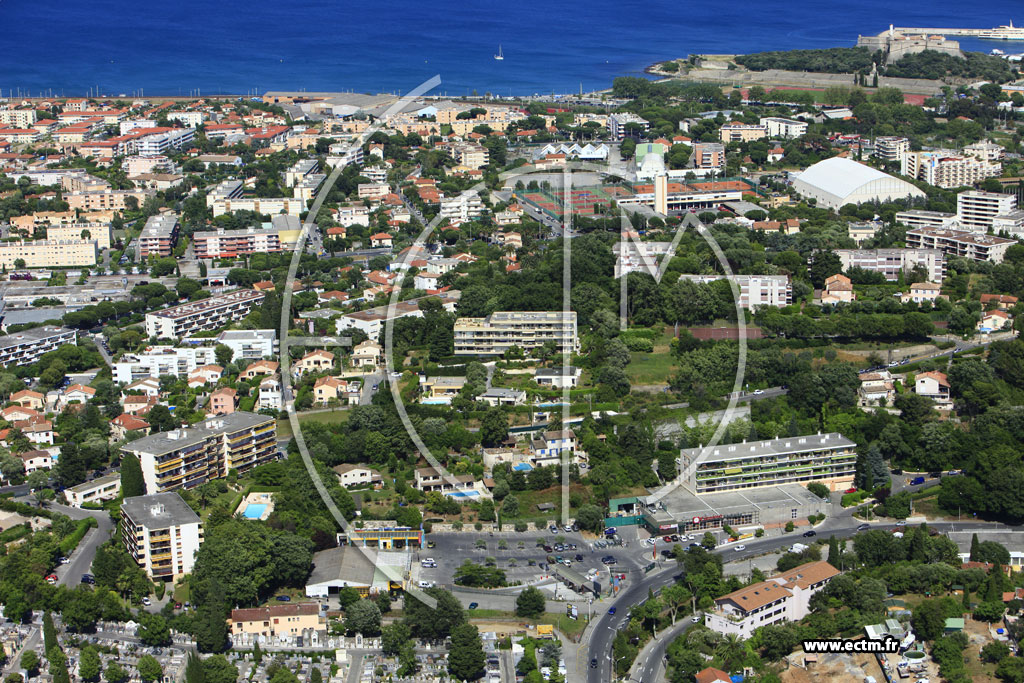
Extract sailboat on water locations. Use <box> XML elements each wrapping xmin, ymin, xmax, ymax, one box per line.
<box><xmin>494</xmin><ymin>45</ymin><xmax>504</xmax><ymax>60</ymax></box>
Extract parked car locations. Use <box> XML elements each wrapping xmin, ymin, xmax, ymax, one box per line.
<box><xmin>468</xmin><ymin>602</ymin><xmax>478</xmax><ymax>610</ymax></box>
<box><xmin>543</xmin><ymin>545</ymin><xmax>553</xmax><ymax>553</ymax></box>
<box><xmin>45</xmin><ymin>574</ymin><xmax>57</xmax><ymax>585</ymax></box>
<box><xmin>591</xmin><ymin>658</ymin><xmax>599</xmax><ymax>669</ymax></box>
<box><xmin>692</xmin><ymin>613</ymin><xmax>702</xmax><ymax>623</ymax></box>
<box><xmin>910</xmin><ymin>476</ymin><xmax>925</xmax><ymax>485</ymax></box>
<box><xmin>275</xmin><ymin>595</ymin><xmax>291</xmax><ymax>602</ymax></box>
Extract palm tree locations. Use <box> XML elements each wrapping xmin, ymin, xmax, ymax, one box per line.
<box><xmin>715</xmin><ymin>633</ymin><xmax>747</xmax><ymax>674</ymax></box>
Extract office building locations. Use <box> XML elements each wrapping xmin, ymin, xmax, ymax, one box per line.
<box><xmin>137</xmin><ymin>213</ymin><xmax>180</xmax><ymax>258</ymax></box>
<box><xmin>679</xmin><ymin>432</ymin><xmax>857</xmax><ymax>495</ymax></box>
<box><xmin>0</xmin><ymin>327</ymin><xmax>76</xmax><ymax>367</ymax></box>
<box><xmin>677</xmin><ymin>274</ymin><xmax>792</xmax><ymax>309</ymax></box>
<box><xmin>0</xmin><ymin>239</ymin><xmax>97</xmax><ymax>268</ymax></box>
<box><xmin>608</xmin><ymin>113</ymin><xmax>649</xmax><ymax>140</ymax></box>
<box><xmin>901</xmin><ymin>150</ymin><xmax>1001</xmax><ymax>189</ymax></box>
<box><xmin>894</xmin><ymin>209</ymin><xmax>959</xmax><ymax>231</ymax></box>
<box><xmin>834</xmin><ymin>248</ymin><xmax>945</xmax><ymax>282</ymax></box>
<box><xmin>120</xmin><ymin>493</ymin><xmax>203</xmax><ymax>580</ymax></box>
<box><xmin>453</xmin><ymin>311</ymin><xmax>578</xmax><ymax>356</ymax></box>
<box><xmin>873</xmin><ymin>136</ymin><xmax>909</xmax><ymax>162</ymax></box>
<box><xmin>145</xmin><ymin>289</ymin><xmax>266</xmax><ymax>339</ymax></box>
<box><xmin>706</xmin><ymin>561</ymin><xmax>840</xmax><ymax>638</ymax></box>
<box><xmin>122</xmin><ymin>412</ymin><xmax>277</xmax><ymax>493</ymax></box>
<box><xmin>113</xmin><ymin>345</ymin><xmax>218</xmax><ymax>383</ymax></box>
<box><xmin>759</xmin><ymin>117</ymin><xmax>808</xmax><ymax>139</ymax></box>
<box><xmin>905</xmin><ymin>227</ymin><xmax>1016</xmax><ymax>263</ymax></box>
<box><xmin>956</xmin><ymin>190</ymin><xmax>1017</xmax><ymax>233</ymax></box>
<box><xmin>718</xmin><ymin>122</ymin><xmax>767</xmax><ymax>143</ymax></box>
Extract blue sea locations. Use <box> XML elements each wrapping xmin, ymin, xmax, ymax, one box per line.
<box><xmin>1</xmin><ymin>0</ymin><xmax>1022</xmax><ymax>98</ymax></box>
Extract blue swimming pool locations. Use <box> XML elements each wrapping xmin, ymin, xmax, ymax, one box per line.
<box><xmin>242</xmin><ymin>504</ymin><xmax>268</xmax><ymax>519</ymax></box>
<box><xmin>421</xmin><ymin>398</ymin><xmax>451</xmax><ymax>405</ymax></box>
<box><xmin>535</xmin><ymin>402</ymin><xmax>568</xmax><ymax>408</ymax></box>
<box><xmin>512</xmin><ymin>463</ymin><xmax>533</xmax><ymax>472</ymax></box>
<box><xmin>446</xmin><ymin>490</ymin><xmax>480</xmax><ymax>499</ymax></box>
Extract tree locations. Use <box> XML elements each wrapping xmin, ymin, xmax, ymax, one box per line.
<box><xmin>382</xmin><ymin>622</ymin><xmax>412</xmax><ymax>656</ymax></box>
<box><xmin>138</xmin><ymin>612</ymin><xmax>171</xmax><ymax>646</ymax></box>
<box><xmin>448</xmin><ymin>623</ymin><xmax>485</xmax><ymax>681</ymax></box>
<box><xmin>403</xmin><ymin>588</ymin><xmax>466</xmax><ymax>641</ymax></box>
<box><xmin>981</xmin><ymin>640</ymin><xmax>1011</xmax><ymax>663</ymax></box>
<box><xmin>515</xmin><ymin>586</ymin><xmax>546</xmax><ymax>618</ymax></box>
<box><xmin>480</xmin><ymin>408</ymin><xmax>508</xmax><ymax>447</ymax></box>
<box><xmin>104</xmin><ymin>662</ymin><xmax>129</xmax><ymax>683</ymax></box>
<box><xmin>214</xmin><ymin>343</ymin><xmax>234</xmax><ymax>368</ymax></box>
<box><xmin>974</xmin><ymin>600</ymin><xmax>1006</xmax><ymax>623</ymax></box>
<box><xmin>193</xmin><ymin>582</ymin><xmax>229</xmax><ymax>653</ymax></box>
<box><xmin>19</xmin><ymin>651</ymin><xmax>39</xmax><ymax>677</ymax></box>
<box><xmin>827</xmin><ymin>536</ymin><xmax>842</xmax><ymax>569</ymax></box>
<box><xmin>970</xmin><ymin>533</ymin><xmax>981</xmax><ymax>561</ymax></box>
<box><xmin>575</xmin><ymin>504</ymin><xmax>604</xmax><ymax>533</ymax></box>
<box><xmin>120</xmin><ymin>453</ymin><xmax>146</xmax><ymax>498</ymax></box>
<box><xmin>807</xmin><ymin>482</ymin><xmax>830</xmax><ymax>500</ymax></box>
<box><xmin>701</xmin><ymin>531</ymin><xmax>716</xmax><ymax>550</ymax></box>
<box><xmin>501</xmin><ymin>494</ymin><xmax>520</xmax><ymax>518</ymax></box>
<box><xmin>42</xmin><ymin>611</ymin><xmax>57</xmax><ymax>655</ymax></box>
<box><xmin>201</xmin><ymin>655</ymin><xmax>238</xmax><ymax>683</ymax></box>
<box><xmin>136</xmin><ymin>655</ymin><xmax>163</xmax><ymax>683</ymax></box>
<box><xmin>912</xmin><ymin>598</ymin><xmax>947</xmax><ymax>641</ymax></box>
<box><xmin>184</xmin><ymin>651</ymin><xmax>205</xmax><ymax>683</ymax></box>
<box><xmin>80</xmin><ymin>646</ymin><xmax>102</xmax><ymax>682</ymax></box>
<box><xmin>344</xmin><ymin>599</ymin><xmax>382</xmax><ymax>636</ymax></box>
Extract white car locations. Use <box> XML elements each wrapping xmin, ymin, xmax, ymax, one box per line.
<box><xmin>734</xmin><ymin>544</ymin><xmax>746</xmax><ymax>552</ymax></box>
<box><xmin>417</xmin><ymin>580</ymin><xmax>435</xmax><ymax>588</ymax></box>
<box><xmin>753</xmin><ymin>389</ymin><xmax>764</xmax><ymax>395</ymax></box>
<box><xmin>692</xmin><ymin>613</ymin><xmax>702</xmax><ymax>623</ymax></box>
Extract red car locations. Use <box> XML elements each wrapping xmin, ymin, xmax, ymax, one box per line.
<box><xmin>45</xmin><ymin>574</ymin><xmax>57</xmax><ymax>584</ymax></box>
<box><xmin>845</xmin><ymin>488</ymin><xmax>857</xmax><ymax>494</ymax></box>
<box><xmin>662</xmin><ymin>536</ymin><xmax>673</xmax><ymax>543</ymax></box>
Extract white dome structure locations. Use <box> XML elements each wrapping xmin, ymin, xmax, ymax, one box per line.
<box><xmin>791</xmin><ymin>157</ymin><xmax>925</xmax><ymax>210</ymax></box>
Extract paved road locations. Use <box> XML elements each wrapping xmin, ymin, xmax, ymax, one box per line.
<box><xmin>631</xmin><ymin>618</ymin><xmax>693</xmax><ymax>682</ymax></box>
<box><xmin>43</xmin><ymin>501</ymin><xmax>115</xmax><ymax>587</ymax></box>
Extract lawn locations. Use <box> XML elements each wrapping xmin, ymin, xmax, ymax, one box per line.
<box><xmin>278</xmin><ymin>409</ymin><xmax>351</xmax><ymax>440</ymax></box>
<box><xmin>624</xmin><ymin>326</ymin><xmax>676</xmax><ymax>385</ymax></box>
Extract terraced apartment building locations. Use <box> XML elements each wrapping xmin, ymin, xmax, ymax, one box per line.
<box><xmin>679</xmin><ymin>432</ymin><xmax>857</xmax><ymax>495</ymax></box>
<box><xmin>122</xmin><ymin>412</ymin><xmax>277</xmax><ymax>493</ymax></box>
<box><xmin>453</xmin><ymin>311</ymin><xmax>578</xmax><ymax>356</ymax></box>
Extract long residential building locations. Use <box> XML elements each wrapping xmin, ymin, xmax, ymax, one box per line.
<box><xmin>956</xmin><ymin>190</ymin><xmax>1017</xmax><ymax>233</ymax></box>
<box><xmin>705</xmin><ymin>560</ymin><xmax>840</xmax><ymax>638</ymax></box>
<box><xmin>894</xmin><ymin>209</ymin><xmax>959</xmax><ymax>231</ymax></box>
<box><xmin>901</xmin><ymin>149</ymin><xmax>1001</xmax><ymax>189</ymax></box>
<box><xmin>0</xmin><ymin>239</ymin><xmax>98</xmax><ymax>268</ymax></box>
<box><xmin>122</xmin><ymin>412</ymin><xmax>277</xmax><ymax>493</ymax></box>
<box><xmin>45</xmin><ymin>223</ymin><xmax>112</xmax><ymax>250</ymax></box>
<box><xmin>120</xmin><ymin>493</ymin><xmax>203</xmax><ymax>580</ymax></box>
<box><xmin>145</xmin><ymin>289</ymin><xmax>266</xmax><ymax>339</ymax></box>
<box><xmin>679</xmin><ymin>432</ymin><xmax>858</xmax><ymax>495</ymax></box>
<box><xmin>453</xmin><ymin>311</ymin><xmax>578</xmax><ymax>356</ymax></box>
<box><xmin>905</xmin><ymin>227</ymin><xmax>1016</xmax><ymax>264</ymax></box>
<box><xmin>834</xmin><ymin>248</ymin><xmax>945</xmax><ymax>282</ymax></box>
<box><xmin>677</xmin><ymin>274</ymin><xmax>792</xmax><ymax>309</ymax></box>
<box><xmin>607</xmin><ymin>113</ymin><xmax>649</xmax><ymax>140</ymax></box>
<box><xmin>193</xmin><ymin>222</ymin><xmax>300</xmax><ymax>259</ymax></box>
<box><xmin>0</xmin><ymin>326</ymin><xmax>76</xmax><ymax>367</ymax></box>
<box><xmin>759</xmin><ymin>117</ymin><xmax>808</xmax><ymax>139</ymax></box>
<box><xmin>209</xmin><ymin>194</ymin><xmax>307</xmax><ymax>218</ymax></box>
<box><xmin>336</xmin><ymin>293</ymin><xmax>460</xmax><ymax>342</ymax></box>
<box><xmin>113</xmin><ymin>345</ymin><xmax>219</xmax><ymax>383</ymax></box>
<box><xmin>137</xmin><ymin>213</ymin><xmax>180</xmax><ymax>258</ymax></box>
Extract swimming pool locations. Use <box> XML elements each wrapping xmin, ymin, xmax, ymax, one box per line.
<box><xmin>242</xmin><ymin>504</ymin><xmax>268</xmax><ymax>519</ymax></box>
<box><xmin>512</xmin><ymin>463</ymin><xmax>533</xmax><ymax>472</ymax></box>
<box><xmin>421</xmin><ymin>398</ymin><xmax>452</xmax><ymax>405</ymax></box>
<box><xmin>535</xmin><ymin>402</ymin><xmax>568</xmax><ymax>408</ymax></box>
<box><xmin>446</xmin><ymin>490</ymin><xmax>480</xmax><ymax>499</ymax></box>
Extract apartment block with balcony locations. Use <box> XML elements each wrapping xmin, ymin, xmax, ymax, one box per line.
<box><xmin>693</xmin><ymin>142</ymin><xmax>726</xmax><ymax>170</ymax></box>
<box><xmin>956</xmin><ymin>190</ymin><xmax>1017</xmax><ymax>233</ymax></box>
<box><xmin>607</xmin><ymin>113</ymin><xmax>649</xmax><ymax>140</ymax></box>
<box><xmin>137</xmin><ymin>213</ymin><xmax>180</xmax><ymax>258</ymax></box>
<box><xmin>122</xmin><ymin>412</ymin><xmax>277</xmax><ymax>494</ymax></box>
<box><xmin>718</xmin><ymin>122</ymin><xmax>767</xmax><ymax>143</ymax></box>
<box><xmin>0</xmin><ymin>239</ymin><xmax>98</xmax><ymax>269</ymax></box>
<box><xmin>901</xmin><ymin>150</ymin><xmax>1001</xmax><ymax>189</ymax></box>
<box><xmin>834</xmin><ymin>248</ymin><xmax>945</xmax><ymax>282</ymax></box>
<box><xmin>759</xmin><ymin>117</ymin><xmax>808</xmax><ymax>139</ymax></box>
<box><xmin>905</xmin><ymin>227</ymin><xmax>1016</xmax><ymax>264</ymax></box>
<box><xmin>677</xmin><ymin>274</ymin><xmax>792</xmax><ymax>309</ymax></box>
<box><xmin>113</xmin><ymin>345</ymin><xmax>218</xmax><ymax>383</ymax></box>
<box><xmin>120</xmin><ymin>492</ymin><xmax>203</xmax><ymax>580</ymax></box>
<box><xmin>874</xmin><ymin>136</ymin><xmax>909</xmax><ymax>162</ymax></box>
<box><xmin>679</xmin><ymin>432</ymin><xmax>857</xmax><ymax>495</ymax></box>
<box><xmin>0</xmin><ymin>327</ymin><xmax>76</xmax><ymax>367</ymax></box>
<box><xmin>145</xmin><ymin>289</ymin><xmax>266</xmax><ymax>339</ymax></box>
<box><xmin>453</xmin><ymin>311</ymin><xmax>578</xmax><ymax>356</ymax></box>
<box><xmin>894</xmin><ymin>209</ymin><xmax>959</xmax><ymax>231</ymax></box>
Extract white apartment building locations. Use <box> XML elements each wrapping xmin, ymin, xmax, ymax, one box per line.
<box><xmin>166</xmin><ymin>111</ymin><xmax>205</xmax><ymax>128</ymax></box>
<box><xmin>453</xmin><ymin>311</ymin><xmax>578</xmax><ymax>356</ymax></box>
<box><xmin>284</xmin><ymin>159</ymin><xmax>320</xmax><ymax>188</ymax></box>
<box><xmin>0</xmin><ymin>240</ymin><xmax>98</xmax><ymax>269</ymax></box>
<box><xmin>123</xmin><ymin>412</ymin><xmax>277</xmax><ymax>494</ymax></box>
<box><xmin>336</xmin><ymin>294</ymin><xmax>460</xmax><ymax>342</ymax></box>
<box><xmin>137</xmin><ymin>213</ymin><xmax>180</xmax><ymax>258</ymax></box>
<box><xmin>956</xmin><ymin>190</ymin><xmax>1017</xmax><ymax>233</ymax></box>
<box><xmin>964</xmin><ymin>140</ymin><xmax>1005</xmax><ymax>162</ymax></box>
<box><xmin>334</xmin><ymin>205</ymin><xmax>371</xmax><ymax>227</ymax></box>
<box><xmin>357</xmin><ymin>183</ymin><xmax>390</xmax><ymax>201</ymax></box>
<box><xmin>677</xmin><ymin>274</ymin><xmax>792</xmax><ymax>309</ymax></box>
<box><xmin>992</xmin><ymin>210</ymin><xmax>1024</xmax><ymax>238</ymax></box>
<box><xmin>113</xmin><ymin>345</ymin><xmax>218</xmax><ymax>383</ymax></box>
<box><xmin>46</xmin><ymin>223</ymin><xmax>112</xmax><ymax>250</ymax></box>
<box><xmin>0</xmin><ymin>327</ymin><xmax>76</xmax><ymax>367</ymax></box>
<box><xmin>439</xmin><ymin>194</ymin><xmax>486</xmax><ymax>223</ymax></box>
<box><xmin>145</xmin><ymin>289</ymin><xmax>266</xmax><ymax>339</ymax></box>
<box><xmin>874</xmin><ymin>136</ymin><xmax>909</xmax><ymax>162</ymax></box>
<box><xmin>759</xmin><ymin>117</ymin><xmax>808</xmax><ymax>139</ymax></box>
<box><xmin>834</xmin><ymin>248</ymin><xmax>945</xmax><ymax>282</ymax></box>
<box><xmin>209</xmin><ymin>194</ymin><xmax>306</xmax><ymax>218</ymax></box>
<box><xmin>206</xmin><ymin>179</ymin><xmax>244</xmax><ymax>206</ymax></box>
<box><xmin>325</xmin><ymin>144</ymin><xmax>365</xmax><ymax>168</ymax></box>
<box><xmin>706</xmin><ymin>561</ymin><xmax>840</xmax><ymax>638</ymax></box>
<box><xmin>901</xmin><ymin>149</ymin><xmax>1001</xmax><ymax>189</ymax></box>
<box><xmin>905</xmin><ymin>227</ymin><xmax>1016</xmax><ymax>264</ymax></box>
<box><xmin>258</xmin><ymin>375</ymin><xmax>283</xmax><ymax>411</ymax></box>
<box><xmin>453</xmin><ymin>144</ymin><xmax>489</xmax><ymax>169</ymax></box>
<box><xmin>293</xmin><ymin>173</ymin><xmax>326</xmax><ymax>201</ymax></box>
<box><xmin>614</xmin><ymin>241</ymin><xmax>676</xmax><ymax>278</ymax></box>
<box><xmin>0</xmin><ymin>108</ymin><xmax>37</xmax><ymax>128</ymax></box>
<box><xmin>607</xmin><ymin>113</ymin><xmax>649</xmax><ymax>140</ymax></box>
<box><xmin>121</xmin><ymin>493</ymin><xmax>203</xmax><ymax>580</ymax></box>
<box><xmin>65</xmin><ymin>474</ymin><xmax>121</xmax><ymax>508</ymax></box>
<box><xmin>894</xmin><ymin>209</ymin><xmax>959</xmax><ymax>231</ymax></box>
<box><xmin>192</xmin><ymin>221</ymin><xmax>300</xmax><ymax>258</ymax></box>
<box><xmin>214</xmin><ymin>329</ymin><xmax>278</xmax><ymax>361</ymax></box>
<box><xmin>136</xmin><ymin>128</ymin><xmax>195</xmax><ymax>156</ymax></box>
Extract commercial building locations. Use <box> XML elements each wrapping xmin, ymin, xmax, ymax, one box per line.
<box><xmin>0</xmin><ymin>239</ymin><xmax>97</xmax><ymax>269</ymax></box>
<box><xmin>905</xmin><ymin>227</ymin><xmax>1016</xmax><ymax>263</ymax></box>
<box><xmin>793</xmin><ymin>157</ymin><xmax>925</xmax><ymax>209</ymax></box>
<box><xmin>137</xmin><ymin>213</ymin><xmax>180</xmax><ymax>258</ymax></box>
<box><xmin>705</xmin><ymin>561</ymin><xmax>840</xmax><ymax>638</ymax></box>
<box><xmin>122</xmin><ymin>412</ymin><xmax>277</xmax><ymax>493</ymax></box>
<box><xmin>718</xmin><ymin>122</ymin><xmax>767</xmax><ymax>143</ymax></box>
<box><xmin>304</xmin><ymin>545</ymin><xmax>408</xmax><ymax>597</ymax></box>
<box><xmin>0</xmin><ymin>326</ymin><xmax>76</xmax><ymax>367</ymax></box>
<box><xmin>901</xmin><ymin>150</ymin><xmax>1001</xmax><ymax>189</ymax></box>
<box><xmin>607</xmin><ymin>113</ymin><xmax>649</xmax><ymax>140</ymax></box>
<box><xmin>956</xmin><ymin>190</ymin><xmax>1017</xmax><ymax>233</ymax></box>
<box><xmin>834</xmin><ymin>248</ymin><xmax>945</xmax><ymax>282</ymax></box>
<box><xmin>113</xmin><ymin>345</ymin><xmax>219</xmax><ymax>383</ymax></box>
<box><xmin>453</xmin><ymin>311</ymin><xmax>578</xmax><ymax>356</ymax></box>
<box><xmin>65</xmin><ymin>474</ymin><xmax>121</xmax><ymax>508</ymax></box>
<box><xmin>894</xmin><ymin>209</ymin><xmax>959</xmax><ymax>231</ymax></box>
<box><xmin>679</xmin><ymin>432</ymin><xmax>857</xmax><ymax>495</ymax></box>
<box><xmin>759</xmin><ymin>117</ymin><xmax>808</xmax><ymax>139</ymax></box>
<box><xmin>145</xmin><ymin>289</ymin><xmax>266</xmax><ymax>339</ymax></box>
<box><xmin>120</xmin><ymin>492</ymin><xmax>203</xmax><ymax>580</ymax></box>
<box><xmin>873</xmin><ymin>136</ymin><xmax>909</xmax><ymax>162</ymax></box>
<box><xmin>677</xmin><ymin>274</ymin><xmax>792</xmax><ymax>309</ymax></box>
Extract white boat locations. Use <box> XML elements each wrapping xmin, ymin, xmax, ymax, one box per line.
<box><xmin>992</xmin><ymin>48</ymin><xmax>1006</xmax><ymax>55</ymax></box>
<box><xmin>494</xmin><ymin>45</ymin><xmax>504</xmax><ymax>61</ymax></box>
<box><xmin>976</xmin><ymin>22</ymin><xmax>1024</xmax><ymax>40</ymax></box>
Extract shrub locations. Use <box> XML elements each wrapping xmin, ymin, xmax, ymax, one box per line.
<box><xmin>514</xmin><ymin>521</ymin><xmax>528</xmax><ymax>532</ymax></box>
<box><xmin>784</xmin><ymin>521</ymin><xmax>795</xmax><ymax>533</ymax></box>
<box><xmin>755</xmin><ymin>528</ymin><xmax>765</xmax><ymax>538</ymax></box>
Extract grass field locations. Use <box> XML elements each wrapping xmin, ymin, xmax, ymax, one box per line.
<box><xmin>625</xmin><ymin>327</ymin><xmax>675</xmax><ymax>385</ymax></box>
